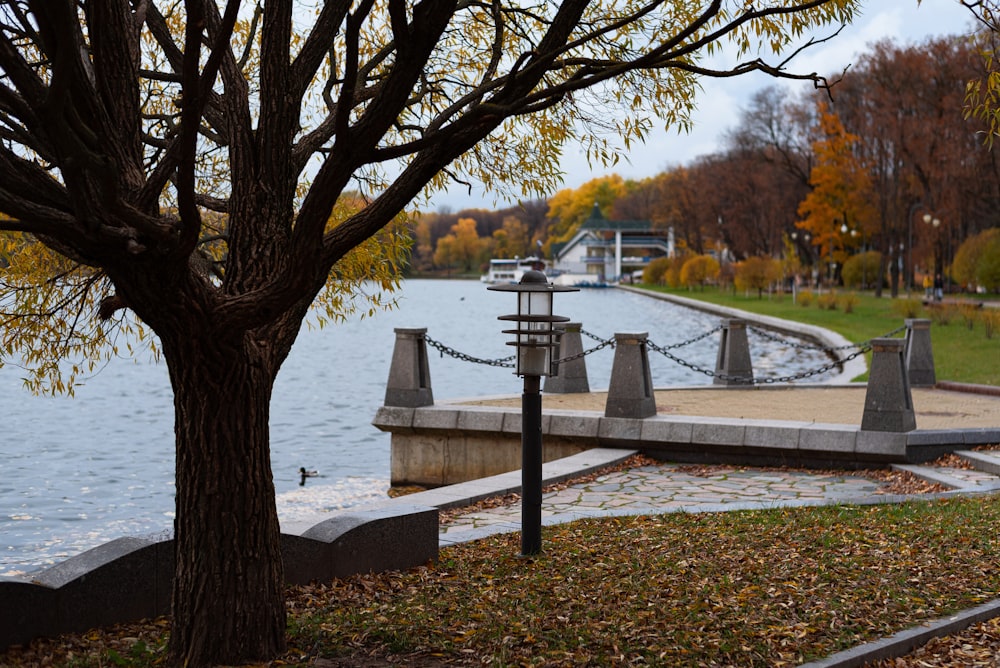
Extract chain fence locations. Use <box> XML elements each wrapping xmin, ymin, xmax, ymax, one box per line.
<box><xmin>423</xmin><ymin>322</ymin><xmax>908</xmax><ymax>384</ymax></box>
<box><xmin>646</xmin><ymin>337</ymin><xmax>872</xmax><ymax>385</ymax></box>
<box><xmin>746</xmin><ymin>324</ymin><xmax>907</xmax><ymax>353</ymax></box>
<box><xmin>424</xmin><ymin>335</ymin><xmax>515</xmax><ymax>368</ymax></box>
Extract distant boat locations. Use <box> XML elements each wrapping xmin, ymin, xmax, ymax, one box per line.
<box><xmin>480</xmin><ymin>256</ymin><xmax>546</xmax><ymax>284</ymax></box>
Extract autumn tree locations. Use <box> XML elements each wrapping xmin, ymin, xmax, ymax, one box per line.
<box><xmin>642</xmin><ymin>255</ymin><xmax>672</xmax><ymax>285</ymax></box>
<box><xmin>434</xmin><ymin>217</ymin><xmax>486</xmax><ymax>271</ymax></box>
<box><xmin>679</xmin><ymin>254</ymin><xmax>720</xmax><ymax>290</ymax></box>
<box><xmin>544</xmin><ymin>174</ymin><xmax>629</xmax><ymax>248</ymax></box>
<box><xmin>842</xmin><ymin>250</ymin><xmax>882</xmax><ymax>289</ymax></box>
<box><xmin>963</xmin><ymin>1</ymin><xmax>1000</xmax><ymax>146</ymax></box>
<box><xmin>0</xmin><ymin>2</ymin><xmax>864</xmax><ymax>665</ymax></box>
<box><xmin>953</xmin><ymin>227</ymin><xmax>1000</xmax><ymax>290</ymax></box>
<box><xmin>832</xmin><ymin>35</ymin><xmax>995</xmax><ymax>295</ymax></box>
<box><xmin>491</xmin><ymin>215</ymin><xmax>533</xmax><ymax>259</ymax></box>
<box><xmin>796</xmin><ymin>104</ymin><xmax>877</xmax><ymax>285</ymax></box>
<box><xmin>734</xmin><ymin>256</ymin><xmax>783</xmax><ymax>298</ymax></box>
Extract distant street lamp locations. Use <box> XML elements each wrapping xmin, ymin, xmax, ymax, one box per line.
<box><xmin>488</xmin><ymin>271</ymin><xmax>577</xmax><ymax>555</ymax></box>
<box><xmin>840</xmin><ymin>223</ymin><xmax>866</xmax><ymax>289</ymax></box>
<box><xmin>924</xmin><ymin>213</ymin><xmax>947</xmax><ymax>297</ymax></box>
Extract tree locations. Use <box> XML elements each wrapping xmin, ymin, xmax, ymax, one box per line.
<box><xmin>679</xmin><ymin>254</ymin><xmax>720</xmax><ymax>290</ymax></box>
<box><xmin>0</xmin><ymin>2</ymin><xmax>862</xmax><ymax>665</ymax></box>
<box><xmin>976</xmin><ymin>231</ymin><xmax>1000</xmax><ymax>291</ymax></box>
<box><xmin>953</xmin><ymin>227</ymin><xmax>1000</xmax><ymax>290</ymax></box>
<box><xmin>734</xmin><ymin>256</ymin><xmax>783</xmax><ymax>298</ymax></box>
<box><xmin>545</xmin><ymin>174</ymin><xmax>628</xmax><ymax>246</ymax></box>
<box><xmin>842</xmin><ymin>250</ymin><xmax>883</xmax><ymax>289</ymax></box>
<box><xmin>434</xmin><ymin>217</ymin><xmax>486</xmax><ymax>271</ymax></box>
<box><xmin>491</xmin><ymin>215</ymin><xmax>532</xmax><ymax>259</ymax></box>
<box><xmin>796</xmin><ymin>104</ymin><xmax>877</xmax><ymax>282</ymax></box>
<box><xmin>964</xmin><ymin>1</ymin><xmax>1000</xmax><ymax>146</ymax></box>
<box><xmin>832</xmin><ymin>35</ymin><xmax>996</xmax><ymax>296</ymax></box>
<box><xmin>642</xmin><ymin>256</ymin><xmax>671</xmax><ymax>285</ymax></box>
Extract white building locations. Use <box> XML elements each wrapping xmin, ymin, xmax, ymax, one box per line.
<box><xmin>550</xmin><ymin>205</ymin><xmax>674</xmax><ymax>285</ymax></box>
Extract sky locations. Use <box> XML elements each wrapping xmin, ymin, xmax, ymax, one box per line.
<box><xmin>426</xmin><ymin>0</ymin><xmax>979</xmax><ymax>212</ymax></box>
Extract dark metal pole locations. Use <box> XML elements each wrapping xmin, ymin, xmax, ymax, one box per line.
<box><xmin>521</xmin><ymin>373</ymin><xmax>542</xmax><ymax>555</ymax></box>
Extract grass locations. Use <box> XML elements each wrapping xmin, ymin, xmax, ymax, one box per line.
<box><xmin>638</xmin><ymin>285</ymin><xmax>1000</xmax><ymax>386</ymax></box>
<box><xmin>8</xmin><ymin>495</ymin><xmax>1000</xmax><ymax>666</ymax></box>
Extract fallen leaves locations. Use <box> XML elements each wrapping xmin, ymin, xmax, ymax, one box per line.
<box><xmin>2</xmin><ymin>458</ymin><xmax>998</xmax><ymax>667</ymax></box>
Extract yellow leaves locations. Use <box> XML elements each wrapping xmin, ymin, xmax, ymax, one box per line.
<box><xmin>311</xmin><ymin>203</ymin><xmax>411</xmax><ymax>327</ymax></box>
<box><xmin>965</xmin><ymin>35</ymin><xmax>1000</xmax><ymax>148</ymax></box>
<box><xmin>0</xmin><ymin>233</ymin><xmax>161</xmax><ymax>395</ymax></box>
<box><xmin>796</xmin><ymin>104</ymin><xmax>877</xmax><ymax>261</ymax></box>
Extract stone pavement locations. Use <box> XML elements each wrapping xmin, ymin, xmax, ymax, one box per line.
<box><xmin>434</xmin><ymin>447</ymin><xmax>1000</xmax><ymax>547</ymax></box>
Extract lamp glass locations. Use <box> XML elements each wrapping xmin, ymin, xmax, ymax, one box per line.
<box><xmin>517</xmin><ymin>290</ymin><xmax>553</xmax><ymax>376</ymax></box>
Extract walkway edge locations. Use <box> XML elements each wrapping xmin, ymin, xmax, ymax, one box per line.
<box><xmin>616</xmin><ymin>286</ymin><xmax>869</xmax><ymax>383</ymax></box>
<box><xmin>376</xmin><ymin>447</ymin><xmax>639</xmax><ymax>513</ymax></box>
<box><xmin>799</xmin><ymin>598</ymin><xmax>1000</xmax><ymax>668</ymax></box>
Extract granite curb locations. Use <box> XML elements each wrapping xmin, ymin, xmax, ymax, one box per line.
<box><xmin>799</xmin><ymin>598</ymin><xmax>1000</xmax><ymax>668</ymax></box>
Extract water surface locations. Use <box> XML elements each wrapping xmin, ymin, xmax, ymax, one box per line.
<box><xmin>0</xmin><ymin>281</ymin><xmax>834</xmax><ymax>575</ymax></box>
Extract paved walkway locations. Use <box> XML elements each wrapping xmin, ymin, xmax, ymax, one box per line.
<box><xmin>436</xmin><ymin>449</ymin><xmax>1000</xmax><ymax>547</ymax></box>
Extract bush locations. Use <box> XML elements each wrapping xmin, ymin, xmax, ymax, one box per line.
<box><xmin>953</xmin><ymin>228</ymin><xmax>1000</xmax><ymax>291</ymax></box>
<box><xmin>842</xmin><ymin>251</ymin><xmax>883</xmax><ymax>290</ymax></box>
<box><xmin>642</xmin><ymin>256</ymin><xmax>671</xmax><ymax>285</ymax></box>
<box><xmin>891</xmin><ymin>298</ymin><xmax>923</xmax><ymax>319</ymax></box>
<box><xmin>817</xmin><ymin>291</ymin><xmax>839</xmax><ymax>310</ymax></box>
<box><xmin>976</xmin><ymin>233</ymin><xmax>1000</xmax><ymax>292</ymax></box>
<box><xmin>665</xmin><ymin>254</ymin><xmax>688</xmax><ymax>288</ymax></box>
<box><xmin>928</xmin><ymin>303</ymin><xmax>957</xmax><ymax>325</ymax></box>
<box><xmin>983</xmin><ymin>310</ymin><xmax>1000</xmax><ymax>339</ymax></box>
<box><xmin>734</xmin><ymin>256</ymin><xmax>782</xmax><ymax>298</ymax></box>
<box><xmin>797</xmin><ymin>290</ymin><xmax>814</xmax><ymax>307</ymax></box>
<box><xmin>840</xmin><ymin>292</ymin><xmax>860</xmax><ymax>314</ymax></box>
<box><xmin>680</xmin><ymin>254</ymin><xmax>721</xmax><ymax>290</ymax></box>
<box><xmin>959</xmin><ymin>304</ymin><xmax>981</xmax><ymax>330</ymax></box>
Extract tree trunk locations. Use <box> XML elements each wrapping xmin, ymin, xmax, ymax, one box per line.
<box><xmin>165</xmin><ymin>331</ymin><xmax>286</xmax><ymax>666</ymax></box>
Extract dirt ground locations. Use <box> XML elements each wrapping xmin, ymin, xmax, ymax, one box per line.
<box><xmin>456</xmin><ymin>385</ymin><xmax>1000</xmax><ymax>430</ymax></box>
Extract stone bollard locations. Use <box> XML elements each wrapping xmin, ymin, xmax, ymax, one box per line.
<box><xmin>904</xmin><ymin>318</ymin><xmax>936</xmax><ymax>387</ymax></box>
<box><xmin>383</xmin><ymin>327</ymin><xmax>434</xmax><ymax>407</ymax></box>
<box><xmin>861</xmin><ymin>338</ymin><xmax>916</xmax><ymax>432</ymax></box>
<box><xmin>544</xmin><ymin>323</ymin><xmax>590</xmax><ymax>394</ymax></box>
<box><xmin>604</xmin><ymin>332</ymin><xmax>656</xmax><ymax>418</ymax></box>
<box><xmin>713</xmin><ymin>319</ymin><xmax>754</xmax><ymax>386</ymax></box>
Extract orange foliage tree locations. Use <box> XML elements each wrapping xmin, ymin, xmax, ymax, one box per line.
<box><xmin>796</xmin><ymin>105</ymin><xmax>876</xmax><ymax>284</ymax></box>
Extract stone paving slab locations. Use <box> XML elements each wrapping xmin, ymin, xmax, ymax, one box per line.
<box><xmin>439</xmin><ymin>463</ymin><xmax>899</xmax><ymax>543</ymax></box>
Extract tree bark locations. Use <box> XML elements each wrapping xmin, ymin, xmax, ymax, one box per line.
<box><xmin>164</xmin><ymin>328</ymin><xmax>287</xmax><ymax>666</ymax></box>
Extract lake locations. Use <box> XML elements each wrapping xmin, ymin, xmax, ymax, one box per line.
<box><xmin>0</xmin><ymin>280</ymin><xmax>836</xmax><ymax>575</ymax></box>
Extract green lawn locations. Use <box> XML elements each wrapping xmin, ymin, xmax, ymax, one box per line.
<box><xmin>637</xmin><ymin>285</ymin><xmax>1000</xmax><ymax>386</ymax></box>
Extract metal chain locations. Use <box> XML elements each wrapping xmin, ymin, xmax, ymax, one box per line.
<box><xmin>646</xmin><ymin>338</ymin><xmax>872</xmax><ymax>385</ymax></box>
<box><xmin>424</xmin><ymin>320</ymin><xmax>894</xmax><ymax>381</ymax></box>
<box><xmin>747</xmin><ymin>324</ymin><xmax>907</xmax><ymax>353</ymax></box>
<box><xmin>657</xmin><ymin>325</ymin><xmax>725</xmax><ymax>350</ymax></box>
<box><xmin>555</xmin><ymin>337</ymin><xmax>615</xmax><ymax>365</ymax></box>
<box><xmin>424</xmin><ymin>335</ymin><xmax>515</xmax><ymax>368</ymax></box>
<box><xmin>580</xmin><ymin>329</ymin><xmax>615</xmax><ymax>345</ymax></box>
<box><xmin>580</xmin><ymin>326</ymin><xmax>722</xmax><ymax>351</ymax></box>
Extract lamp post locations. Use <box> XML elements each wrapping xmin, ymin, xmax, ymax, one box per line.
<box><xmin>840</xmin><ymin>223</ymin><xmax>866</xmax><ymax>289</ymax></box>
<box><xmin>923</xmin><ymin>213</ymin><xmax>945</xmax><ymax>299</ymax></box>
<box><xmin>488</xmin><ymin>270</ymin><xmax>577</xmax><ymax>555</ymax></box>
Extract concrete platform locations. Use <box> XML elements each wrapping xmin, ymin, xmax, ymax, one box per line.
<box><xmin>374</xmin><ymin>383</ymin><xmax>1000</xmax><ymax>487</ymax></box>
